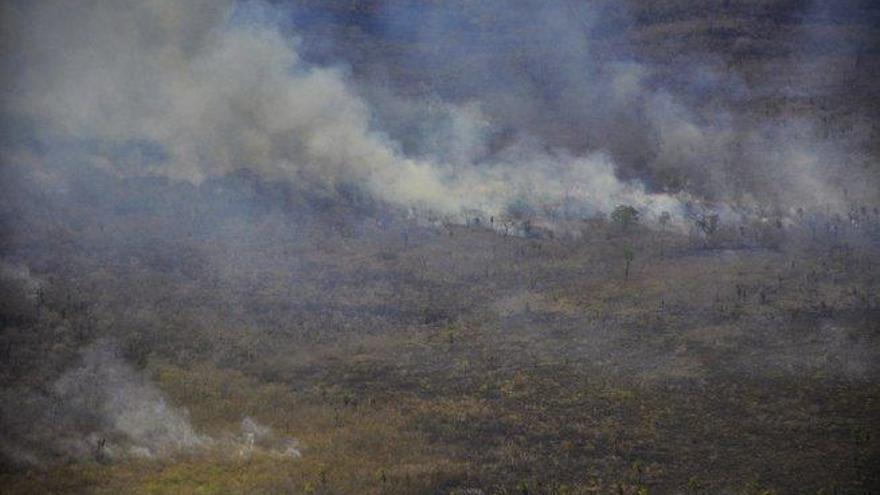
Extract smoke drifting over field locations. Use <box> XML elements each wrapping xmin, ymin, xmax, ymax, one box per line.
<box><xmin>0</xmin><ymin>341</ymin><xmax>205</xmax><ymax>465</ymax></box>
<box><xmin>0</xmin><ymin>337</ymin><xmax>301</xmax><ymax>466</ymax></box>
<box><xmin>4</xmin><ymin>0</ymin><xmax>875</xmax><ymax>224</ymax></box>
<box><xmin>1</xmin><ymin>3</ymin><xmax>879</xmax><ymax>490</ymax></box>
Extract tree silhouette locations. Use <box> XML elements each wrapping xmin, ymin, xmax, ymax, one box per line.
<box><xmin>624</xmin><ymin>246</ymin><xmax>635</xmax><ymax>280</ymax></box>
<box><xmin>611</xmin><ymin>205</ymin><xmax>641</xmax><ymax>230</ymax></box>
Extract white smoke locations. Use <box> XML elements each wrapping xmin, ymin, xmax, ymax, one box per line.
<box><xmin>51</xmin><ymin>341</ymin><xmax>208</xmax><ymax>460</ymax></box>
<box><xmin>0</xmin><ymin>0</ymin><xmax>686</xmax><ymax>223</ymax></box>
<box><xmin>0</xmin><ymin>339</ymin><xmax>301</xmax><ymax>466</ymax></box>
<box><xmin>237</xmin><ymin>417</ymin><xmax>302</xmax><ymax>459</ymax></box>
<box><xmin>0</xmin><ymin>340</ymin><xmax>207</xmax><ymax>464</ymax></box>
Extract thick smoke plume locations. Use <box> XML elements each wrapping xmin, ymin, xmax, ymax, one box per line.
<box><xmin>0</xmin><ymin>0</ymin><xmax>691</xmax><ymax>224</ymax></box>
<box><xmin>1</xmin><ymin>0</ymin><xmax>877</xmax><ymax>221</ymax></box>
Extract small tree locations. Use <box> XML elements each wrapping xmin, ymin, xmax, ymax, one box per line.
<box><xmin>611</xmin><ymin>205</ymin><xmax>640</xmax><ymax>230</ymax></box>
<box><xmin>694</xmin><ymin>213</ymin><xmax>720</xmax><ymax>246</ymax></box>
<box><xmin>623</xmin><ymin>246</ymin><xmax>635</xmax><ymax>280</ymax></box>
<box><xmin>697</xmin><ymin>213</ymin><xmax>719</xmax><ymax>236</ymax></box>
<box><xmin>657</xmin><ymin>211</ymin><xmax>672</xmax><ymax>257</ymax></box>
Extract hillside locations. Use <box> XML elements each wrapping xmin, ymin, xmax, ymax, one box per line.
<box><xmin>1</xmin><ymin>1</ymin><xmax>879</xmax><ymax>494</ymax></box>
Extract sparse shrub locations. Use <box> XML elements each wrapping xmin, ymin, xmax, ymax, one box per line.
<box><xmin>695</xmin><ymin>213</ymin><xmax>720</xmax><ymax>239</ymax></box>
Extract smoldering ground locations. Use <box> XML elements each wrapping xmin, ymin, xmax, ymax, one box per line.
<box><xmin>0</xmin><ymin>329</ymin><xmax>300</xmax><ymax>467</ymax></box>
<box><xmin>0</xmin><ymin>340</ymin><xmax>207</xmax><ymax>465</ymax></box>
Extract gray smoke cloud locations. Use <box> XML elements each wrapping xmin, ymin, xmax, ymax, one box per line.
<box><xmin>343</xmin><ymin>0</ymin><xmax>879</xmax><ymax>218</ymax></box>
<box><xmin>0</xmin><ymin>0</ymin><xmax>690</xmax><ymax>224</ymax></box>
<box><xmin>1</xmin><ymin>0</ymin><xmax>877</xmax><ymax>226</ymax></box>
<box><xmin>0</xmin><ymin>0</ymin><xmax>449</xmax><ymax>206</ymax></box>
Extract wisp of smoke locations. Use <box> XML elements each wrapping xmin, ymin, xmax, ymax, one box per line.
<box><xmin>0</xmin><ymin>338</ymin><xmax>301</xmax><ymax>466</ymax></box>
<box><xmin>0</xmin><ymin>340</ymin><xmax>205</xmax><ymax>465</ymax></box>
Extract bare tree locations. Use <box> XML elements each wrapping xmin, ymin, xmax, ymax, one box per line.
<box><xmin>623</xmin><ymin>246</ymin><xmax>635</xmax><ymax>280</ymax></box>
